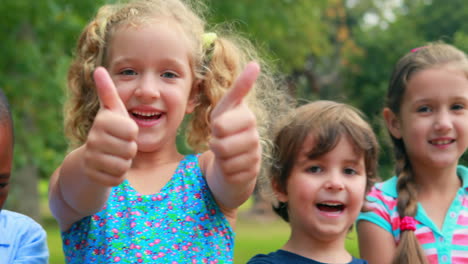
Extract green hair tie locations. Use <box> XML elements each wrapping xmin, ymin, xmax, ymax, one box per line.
<box><xmin>202</xmin><ymin>32</ymin><xmax>217</xmax><ymax>50</ymax></box>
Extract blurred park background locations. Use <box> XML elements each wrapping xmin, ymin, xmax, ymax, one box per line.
<box><xmin>2</xmin><ymin>0</ymin><xmax>468</xmax><ymax>263</ymax></box>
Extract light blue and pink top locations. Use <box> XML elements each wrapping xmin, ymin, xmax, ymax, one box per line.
<box><xmin>357</xmin><ymin>165</ymin><xmax>468</xmax><ymax>264</ymax></box>
<box><xmin>62</xmin><ymin>154</ymin><xmax>234</xmax><ymax>264</ymax></box>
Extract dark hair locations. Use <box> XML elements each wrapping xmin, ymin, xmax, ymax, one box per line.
<box><xmin>386</xmin><ymin>43</ymin><xmax>468</xmax><ymax>264</ymax></box>
<box><xmin>0</xmin><ymin>89</ymin><xmax>13</xmax><ymax>140</ymax></box>
<box><xmin>270</xmin><ymin>100</ymin><xmax>379</xmax><ymax>222</ymax></box>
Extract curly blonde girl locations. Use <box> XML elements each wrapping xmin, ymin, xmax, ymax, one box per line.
<box><xmin>64</xmin><ymin>0</ymin><xmax>292</xmax><ymax>156</ymax></box>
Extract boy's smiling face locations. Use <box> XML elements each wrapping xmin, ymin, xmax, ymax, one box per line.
<box><xmin>275</xmin><ymin>134</ymin><xmax>367</xmax><ymax>244</ymax></box>
<box><xmin>0</xmin><ymin>123</ymin><xmax>12</xmax><ymax>211</ymax></box>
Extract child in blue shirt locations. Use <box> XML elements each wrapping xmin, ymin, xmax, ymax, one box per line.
<box><xmin>0</xmin><ymin>88</ymin><xmax>49</xmax><ymax>264</ymax></box>
<box><xmin>248</xmin><ymin>101</ymin><xmax>378</xmax><ymax>264</ymax></box>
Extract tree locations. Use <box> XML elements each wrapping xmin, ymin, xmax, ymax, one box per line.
<box><xmin>343</xmin><ymin>0</ymin><xmax>468</xmax><ymax>177</ymax></box>
<box><xmin>1</xmin><ymin>0</ymin><xmax>104</xmax><ymax>220</ymax></box>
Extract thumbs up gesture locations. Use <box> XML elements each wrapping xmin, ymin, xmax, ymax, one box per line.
<box><xmin>208</xmin><ymin>62</ymin><xmax>262</xmax><ymax>208</ymax></box>
<box><xmin>83</xmin><ymin>67</ymin><xmax>139</xmax><ymax>187</ymax></box>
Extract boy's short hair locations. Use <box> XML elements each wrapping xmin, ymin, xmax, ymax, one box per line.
<box><xmin>270</xmin><ymin>100</ymin><xmax>379</xmax><ymax>222</ymax></box>
<box><xmin>0</xmin><ymin>89</ymin><xmax>13</xmax><ymax>140</ymax></box>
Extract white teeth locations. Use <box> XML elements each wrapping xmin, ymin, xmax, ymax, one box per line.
<box><xmin>132</xmin><ymin>111</ymin><xmax>160</xmax><ymax>117</ymax></box>
<box><xmin>320</xmin><ymin>202</ymin><xmax>342</xmax><ymax>206</ymax></box>
<box><xmin>431</xmin><ymin>140</ymin><xmax>452</xmax><ymax>145</ymax></box>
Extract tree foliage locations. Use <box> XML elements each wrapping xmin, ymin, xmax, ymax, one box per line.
<box><xmin>3</xmin><ymin>0</ymin><xmax>468</xmax><ymax>214</ymax></box>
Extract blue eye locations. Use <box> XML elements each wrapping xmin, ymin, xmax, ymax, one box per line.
<box><xmin>417</xmin><ymin>106</ymin><xmax>431</xmax><ymax>113</ymax></box>
<box><xmin>161</xmin><ymin>72</ymin><xmax>178</xmax><ymax>78</ymax></box>
<box><xmin>344</xmin><ymin>168</ymin><xmax>357</xmax><ymax>175</ymax></box>
<box><xmin>306</xmin><ymin>166</ymin><xmax>322</xmax><ymax>173</ymax></box>
<box><xmin>452</xmin><ymin>104</ymin><xmax>465</xmax><ymax>111</ymax></box>
<box><xmin>119</xmin><ymin>69</ymin><xmax>137</xmax><ymax>76</ymax></box>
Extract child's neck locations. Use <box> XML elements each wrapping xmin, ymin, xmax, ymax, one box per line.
<box><xmin>127</xmin><ymin>147</ymin><xmax>184</xmax><ymax>195</ymax></box>
<box><xmin>132</xmin><ymin>146</ymin><xmax>182</xmax><ymax>170</ymax></box>
<box><xmin>282</xmin><ymin>232</ymin><xmax>352</xmax><ymax>263</ymax></box>
<box><xmin>413</xmin><ymin>164</ymin><xmax>460</xmax><ymax>193</ymax></box>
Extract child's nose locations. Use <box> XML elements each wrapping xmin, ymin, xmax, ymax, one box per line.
<box><xmin>324</xmin><ymin>173</ymin><xmax>344</xmax><ymax>191</ymax></box>
<box><xmin>135</xmin><ymin>74</ymin><xmax>160</xmax><ymax>101</ymax></box>
<box><xmin>434</xmin><ymin>110</ymin><xmax>453</xmax><ymax>132</ymax></box>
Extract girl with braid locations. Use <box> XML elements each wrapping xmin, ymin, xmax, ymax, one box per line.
<box><xmin>48</xmin><ymin>0</ymin><xmax>290</xmax><ymax>263</ymax></box>
<box><xmin>357</xmin><ymin>43</ymin><xmax>468</xmax><ymax>264</ymax></box>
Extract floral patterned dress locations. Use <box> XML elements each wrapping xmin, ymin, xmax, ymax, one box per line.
<box><xmin>62</xmin><ymin>154</ymin><xmax>234</xmax><ymax>264</ymax></box>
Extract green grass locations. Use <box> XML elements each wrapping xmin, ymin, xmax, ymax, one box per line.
<box><xmin>41</xmin><ymin>181</ymin><xmax>359</xmax><ymax>263</ymax></box>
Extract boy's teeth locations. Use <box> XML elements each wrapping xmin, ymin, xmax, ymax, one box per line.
<box><xmin>432</xmin><ymin>139</ymin><xmax>452</xmax><ymax>145</ymax></box>
<box><xmin>321</xmin><ymin>202</ymin><xmax>341</xmax><ymax>206</ymax></box>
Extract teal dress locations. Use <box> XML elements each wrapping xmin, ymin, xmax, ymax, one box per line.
<box><xmin>62</xmin><ymin>154</ymin><xmax>234</xmax><ymax>263</ymax></box>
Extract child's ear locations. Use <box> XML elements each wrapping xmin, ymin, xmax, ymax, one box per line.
<box><xmin>272</xmin><ymin>180</ymin><xmax>288</xmax><ymax>203</ymax></box>
<box><xmin>186</xmin><ymin>80</ymin><xmax>201</xmax><ymax>114</ymax></box>
<box><xmin>383</xmin><ymin>107</ymin><xmax>402</xmax><ymax>139</ymax></box>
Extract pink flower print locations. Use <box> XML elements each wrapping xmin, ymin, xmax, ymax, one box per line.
<box><xmin>92</xmin><ymin>215</ymin><xmax>101</xmax><ymax>221</ymax></box>
<box><xmin>173</xmin><ymin>244</ymin><xmax>179</xmax><ymax>250</ymax></box>
<box><xmin>113</xmin><ymin>256</ymin><xmax>121</xmax><ymax>262</ymax></box>
<box><xmin>172</xmin><ymin>227</ymin><xmax>177</xmax><ymax>233</ymax></box>
<box><xmin>144</xmin><ymin>250</ymin><xmax>152</xmax><ymax>255</ymax></box>
<box><xmin>136</xmin><ymin>245</ymin><xmax>142</xmax><ymax>250</ymax></box>
<box><xmin>195</xmin><ymin>193</ymin><xmax>201</xmax><ymax>199</ymax></box>
<box><xmin>183</xmin><ymin>196</ymin><xmax>188</xmax><ymax>202</ymax></box>
<box><xmin>112</xmin><ymin>228</ymin><xmax>118</xmax><ymax>234</ymax></box>
<box><xmin>130</xmin><ymin>222</ymin><xmax>136</xmax><ymax>228</ymax></box>
<box><xmin>203</xmin><ymin>259</ymin><xmax>208</xmax><ymax>264</ymax></box>
<box><xmin>185</xmin><ymin>216</ymin><xmax>194</xmax><ymax>222</ymax></box>
<box><xmin>116</xmin><ymin>212</ymin><xmax>123</xmax><ymax>218</ymax></box>
<box><xmin>64</xmin><ymin>239</ymin><xmax>70</xmax><ymax>246</ymax></box>
<box><xmin>182</xmin><ymin>245</ymin><xmax>189</xmax><ymax>251</ymax></box>
<box><xmin>137</xmin><ymin>197</ymin><xmax>143</xmax><ymax>202</ymax></box>
<box><xmin>135</xmin><ymin>252</ymin><xmax>142</xmax><ymax>258</ymax></box>
<box><xmin>118</xmin><ymin>196</ymin><xmax>125</xmax><ymax>201</ymax></box>
<box><xmin>187</xmin><ymin>242</ymin><xmax>192</xmax><ymax>247</ymax></box>
<box><xmin>204</xmin><ymin>231</ymin><xmax>213</xmax><ymax>237</ymax></box>
<box><xmin>145</xmin><ymin>221</ymin><xmax>152</xmax><ymax>227</ymax></box>
<box><xmin>154</xmin><ymin>239</ymin><xmax>161</xmax><ymax>244</ymax></box>
<box><xmin>158</xmin><ymin>252</ymin><xmax>165</xmax><ymax>257</ymax></box>
<box><xmin>192</xmin><ymin>258</ymin><xmax>197</xmax><ymax>264</ymax></box>
<box><xmin>155</xmin><ymin>222</ymin><xmax>161</xmax><ymax>228</ymax></box>
<box><xmin>156</xmin><ymin>195</ymin><xmax>163</xmax><ymax>201</ymax></box>
<box><xmin>192</xmin><ymin>247</ymin><xmax>200</xmax><ymax>252</ymax></box>
<box><xmin>137</xmin><ymin>259</ymin><xmax>143</xmax><ymax>263</ymax></box>
<box><xmin>93</xmin><ymin>249</ymin><xmax>100</xmax><ymax>255</ymax></box>
<box><xmin>130</xmin><ymin>244</ymin><xmax>136</xmax><ymax>249</ymax></box>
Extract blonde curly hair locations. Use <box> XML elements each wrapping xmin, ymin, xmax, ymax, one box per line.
<box><xmin>64</xmin><ymin>0</ymin><xmax>293</xmax><ymax>156</ymax></box>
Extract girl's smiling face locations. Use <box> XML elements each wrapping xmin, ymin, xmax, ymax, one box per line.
<box><xmin>106</xmin><ymin>20</ymin><xmax>197</xmax><ymax>153</ymax></box>
<box><xmin>275</xmin><ymin>134</ymin><xmax>367</xmax><ymax>243</ymax></box>
<box><xmin>385</xmin><ymin>66</ymin><xmax>468</xmax><ymax>171</ymax></box>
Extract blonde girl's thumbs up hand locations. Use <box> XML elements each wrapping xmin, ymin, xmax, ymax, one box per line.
<box><xmin>84</xmin><ymin>67</ymin><xmax>139</xmax><ymax>187</ymax></box>
<box><xmin>208</xmin><ymin>62</ymin><xmax>262</xmax><ymax>209</ymax></box>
